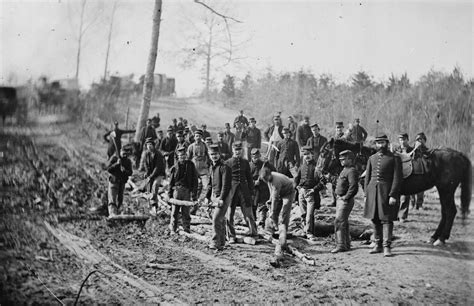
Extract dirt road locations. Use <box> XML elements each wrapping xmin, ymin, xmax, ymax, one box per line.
<box><xmin>1</xmin><ymin>103</ymin><xmax>473</xmax><ymax>304</ymax></box>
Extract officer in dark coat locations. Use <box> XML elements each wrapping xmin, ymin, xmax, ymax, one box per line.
<box><xmin>364</xmin><ymin>134</ymin><xmax>403</xmax><ymax>257</ymax></box>
<box><xmin>249</xmin><ymin>148</ymin><xmax>276</xmax><ymax>228</ymax></box>
<box><xmin>103</xmin><ymin>121</ymin><xmax>135</xmax><ymax>158</ymax></box>
<box><xmin>225</xmin><ymin>141</ymin><xmax>258</xmax><ymax>242</ymax></box>
<box><xmin>275</xmin><ymin>127</ymin><xmax>300</xmax><ymax>178</ymax></box>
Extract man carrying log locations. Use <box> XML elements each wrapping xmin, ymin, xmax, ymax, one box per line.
<box><xmin>205</xmin><ymin>144</ymin><xmax>232</xmax><ymax>251</ymax></box>
<box><xmin>140</xmin><ymin>138</ymin><xmax>166</xmax><ymax>215</ymax></box>
<box><xmin>259</xmin><ymin>167</ymin><xmax>296</xmax><ymax>260</ymax></box>
<box><xmin>331</xmin><ymin>150</ymin><xmax>359</xmax><ymax>253</ymax></box>
<box><xmin>106</xmin><ymin>147</ymin><xmax>133</xmax><ymax>217</ymax></box>
<box><xmin>168</xmin><ymin>146</ymin><xmax>199</xmax><ymax>233</ymax></box>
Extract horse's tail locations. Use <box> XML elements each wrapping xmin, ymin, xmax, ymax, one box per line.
<box><xmin>460</xmin><ymin>154</ymin><xmax>472</xmax><ymax>218</ymax></box>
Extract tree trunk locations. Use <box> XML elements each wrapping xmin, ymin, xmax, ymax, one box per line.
<box><xmin>134</xmin><ymin>0</ymin><xmax>162</xmax><ymax>142</ymax></box>
<box><xmin>75</xmin><ymin>0</ymin><xmax>87</xmax><ymax>80</ymax></box>
<box><xmin>103</xmin><ymin>1</ymin><xmax>118</xmax><ymax>81</ymax></box>
<box><xmin>205</xmin><ymin>25</ymin><xmax>212</xmax><ymax>102</ymax></box>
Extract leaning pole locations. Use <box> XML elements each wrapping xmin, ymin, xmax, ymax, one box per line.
<box><xmin>134</xmin><ymin>0</ymin><xmax>163</xmax><ymax>142</ymax></box>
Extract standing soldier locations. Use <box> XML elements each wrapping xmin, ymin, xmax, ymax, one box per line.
<box><xmin>412</xmin><ymin>132</ymin><xmax>428</xmax><ymax>209</ymax></box>
<box><xmin>168</xmin><ymin>146</ymin><xmax>199</xmax><ymax>233</ymax></box>
<box><xmin>103</xmin><ymin>121</ymin><xmax>135</xmax><ymax>158</ymax></box>
<box><xmin>233</xmin><ymin>109</ymin><xmax>249</xmax><ymax>128</ymax></box>
<box><xmin>246</xmin><ymin>117</ymin><xmax>261</xmax><ymax>160</ymax></box>
<box><xmin>296</xmin><ymin>116</ymin><xmax>312</xmax><ymax>149</ymax></box>
<box><xmin>201</xmin><ymin>124</ymin><xmax>211</xmax><ymax>139</ymax></box>
<box><xmin>216</xmin><ymin>131</ymin><xmax>231</xmax><ymax>160</ymax></box>
<box><xmin>294</xmin><ymin>146</ymin><xmax>326</xmax><ymax>240</ymax></box>
<box><xmin>334</xmin><ymin>121</ymin><xmax>346</xmax><ymax>140</ymax></box>
<box><xmin>160</xmin><ymin>126</ymin><xmax>178</xmax><ymax>172</ymax></box>
<box><xmin>306</xmin><ymin>123</ymin><xmax>327</xmax><ymax>162</ymax></box>
<box><xmin>138</xmin><ymin>118</ymin><xmax>158</xmax><ymax>168</ymax></box>
<box><xmin>364</xmin><ymin>134</ymin><xmax>402</xmax><ymax>257</ymax></box>
<box><xmin>225</xmin><ymin>141</ymin><xmax>258</xmax><ymax>242</ymax></box>
<box><xmin>394</xmin><ymin>133</ymin><xmax>415</xmax><ymax>222</ymax></box>
<box><xmin>106</xmin><ymin>148</ymin><xmax>133</xmax><ymax>217</ymax></box>
<box><xmin>287</xmin><ymin>116</ymin><xmax>298</xmax><ymax>138</ymax></box>
<box><xmin>259</xmin><ymin>167</ymin><xmax>296</xmax><ymax>260</ymax></box>
<box><xmin>223</xmin><ymin>123</ymin><xmax>235</xmax><ymax>149</ymax></box>
<box><xmin>140</xmin><ymin>138</ymin><xmax>166</xmax><ymax>215</ymax></box>
<box><xmin>275</xmin><ymin>127</ymin><xmax>300</xmax><ymax>177</ymax></box>
<box><xmin>332</xmin><ymin>150</ymin><xmax>359</xmax><ymax>253</ymax></box>
<box><xmin>187</xmin><ymin>129</ymin><xmax>210</xmax><ymax>200</ymax></box>
<box><xmin>264</xmin><ymin>116</ymin><xmax>284</xmax><ymax>165</ymax></box>
<box><xmin>174</xmin><ymin>130</ymin><xmax>190</xmax><ymax>162</ymax></box>
<box><xmin>249</xmin><ymin>148</ymin><xmax>276</xmax><ymax>228</ymax></box>
<box><xmin>184</xmin><ymin>126</ymin><xmax>194</xmax><ymax>144</ymax></box>
<box><xmin>350</xmin><ymin>118</ymin><xmax>368</xmax><ymax>144</ymax></box>
<box><xmin>205</xmin><ymin>144</ymin><xmax>232</xmax><ymax>251</ymax></box>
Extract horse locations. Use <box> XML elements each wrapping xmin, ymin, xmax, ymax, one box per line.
<box><xmin>317</xmin><ymin>138</ymin><xmax>472</xmax><ymax>245</ymax></box>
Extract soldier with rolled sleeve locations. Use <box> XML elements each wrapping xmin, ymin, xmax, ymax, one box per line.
<box><xmin>364</xmin><ymin>134</ymin><xmax>402</xmax><ymax>257</ymax></box>
<box><xmin>294</xmin><ymin>146</ymin><xmax>326</xmax><ymax>240</ymax></box>
<box><xmin>168</xmin><ymin>146</ymin><xmax>199</xmax><ymax>233</ymax></box>
<box><xmin>205</xmin><ymin>144</ymin><xmax>232</xmax><ymax>250</ymax></box>
<box><xmin>225</xmin><ymin>141</ymin><xmax>258</xmax><ymax>242</ymax></box>
<box><xmin>331</xmin><ymin>150</ymin><xmax>359</xmax><ymax>253</ymax></box>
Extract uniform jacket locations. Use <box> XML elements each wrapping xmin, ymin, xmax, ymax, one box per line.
<box><xmin>168</xmin><ymin>160</ymin><xmax>199</xmax><ymax>198</ymax></box>
<box><xmin>264</xmin><ymin>125</ymin><xmax>284</xmax><ymax>142</ymax></box>
<box><xmin>223</xmin><ymin>131</ymin><xmax>235</xmax><ymax>149</ymax></box>
<box><xmin>139</xmin><ymin>125</ymin><xmax>157</xmax><ymax>147</ymax></box>
<box><xmin>364</xmin><ymin>150</ymin><xmax>403</xmax><ymax>221</ymax></box>
<box><xmin>296</xmin><ymin>124</ymin><xmax>312</xmax><ymax>148</ymax></box>
<box><xmin>187</xmin><ymin>141</ymin><xmax>209</xmax><ymax>173</ymax></box>
<box><xmin>216</xmin><ymin>141</ymin><xmax>231</xmax><ymax>160</ymax></box>
<box><xmin>294</xmin><ymin>159</ymin><xmax>325</xmax><ymax>191</ymax></box>
<box><xmin>276</xmin><ymin>138</ymin><xmax>300</xmax><ymax>176</ymax></box>
<box><xmin>250</xmin><ymin>159</ymin><xmax>275</xmax><ymax>204</ymax></box>
<box><xmin>246</xmin><ymin>126</ymin><xmax>261</xmax><ymax>149</ymax></box>
<box><xmin>306</xmin><ymin>134</ymin><xmax>328</xmax><ymax>160</ymax></box>
<box><xmin>160</xmin><ymin>136</ymin><xmax>178</xmax><ymax>156</ymax></box>
<box><xmin>141</xmin><ymin>149</ymin><xmax>166</xmax><ymax>180</ymax></box>
<box><xmin>225</xmin><ymin>156</ymin><xmax>254</xmax><ymax>207</ymax></box>
<box><xmin>206</xmin><ymin>159</ymin><xmax>232</xmax><ymax>202</ymax></box>
<box><xmin>351</xmin><ymin>125</ymin><xmax>368</xmax><ymax>143</ymax></box>
<box><xmin>335</xmin><ymin>166</ymin><xmax>359</xmax><ymax>201</ymax></box>
<box><xmin>107</xmin><ymin>155</ymin><xmax>133</xmax><ymax>184</ymax></box>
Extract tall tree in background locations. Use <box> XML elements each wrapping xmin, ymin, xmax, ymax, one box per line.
<box><xmin>103</xmin><ymin>0</ymin><xmax>119</xmax><ymax>81</ymax></box>
<box><xmin>134</xmin><ymin>0</ymin><xmax>163</xmax><ymax>143</ymax></box>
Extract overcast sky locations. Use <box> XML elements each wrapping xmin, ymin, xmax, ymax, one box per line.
<box><xmin>1</xmin><ymin>0</ymin><xmax>472</xmax><ymax>96</ymax></box>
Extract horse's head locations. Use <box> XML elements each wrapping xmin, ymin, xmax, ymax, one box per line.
<box><xmin>316</xmin><ymin>138</ymin><xmax>340</xmax><ymax>175</ymax></box>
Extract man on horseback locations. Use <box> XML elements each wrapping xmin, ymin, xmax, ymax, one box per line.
<box><xmin>364</xmin><ymin>134</ymin><xmax>403</xmax><ymax>257</ymax></box>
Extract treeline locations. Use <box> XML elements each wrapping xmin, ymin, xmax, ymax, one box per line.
<box><xmin>216</xmin><ymin>68</ymin><xmax>472</xmax><ymax>155</ymax></box>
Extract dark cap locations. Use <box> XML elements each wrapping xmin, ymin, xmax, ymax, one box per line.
<box><xmin>176</xmin><ymin>131</ymin><xmax>184</xmax><ymax>137</ymax></box>
<box><xmin>194</xmin><ymin>129</ymin><xmax>203</xmax><ymax>136</ymax></box>
<box><xmin>282</xmin><ymin>127</ymin><xmax>291</xmax><ymax>134</ymax></box>
<box><xmin>217</xmin><ymin>131</ymin><xmax>224</xmax><ymax>136</ymax></box>
<box><xmin>167</xmin><ymin>125</ymin><xmax>174</xmax><ymax>132</ymax></box>
<box><xmin>249</xmin><ymin>117</ymin><xmax>256</xmax><ymax>122</ymax></box>
<box><xmin>201</xmin><ymin>124</ymin><xmax>207</xmax><ymax>128</ymax></box>
<box><xmin>251</xmin><ymin>148</ymin><xmax>260</xmax><ymax>155</ymax></box>
<box><xmin>176</xmin><ymin>145</ymin><xmax>186</xmax><ymax>153</ymax></box>
<box><xmin>145</xmin><ymin>137</ymin><xmax>155</xmax><ymax>145</ymax></box>
<box><xmin>310</xmin><ymin>123</ymin><xmax>319</xmax><ymax>129</ymax></box>
<box><xmin>339</xmin><ymin>150</ymin><xmax>355</xmax><ymax>159</ymax></box>
<box><xmin>336</xmin><ymin>121</ymin><xmax>344</xmax><ymax>127</ymax></box>
<box><xmin>355</xmin><ymin>118</ymin><xmax>360</xmax><ymax>122</ymax></box>
<box><xmin>232</xmin><ymin>141</ymin><xmax>243</xmax><ymax>149</ymax></box>
<box><xmin>375</xmin><ymin>134</ymin><xmax>389</xmax><ymax>142</ymax></box>
<box><xmin>209</xmin><ymin>144</ymin><xmax>220</xmax><ymax>153</ymax></box>
<box><xmin>398</xmin><ymin>133</ymin><xmax>409</xmax><ymax>140</ymax></box>
<box><xmin>415</xmin><ymin>132</ymin><xmax>427</xmax><ymax>141</ymax></box>
<box><xmin>303</xmin><ymin>116</ymin><xmax>310</xmax><ymax>121</ymax></box>
<box><xmin>172</xmin><ymin>118</ymin><xmax>177</xmax><ymax>122</ymax></box>
<box><xmin>205</xmin><ymin>137</ymin><xmax>212</xmax><ymax>142</ymax></box>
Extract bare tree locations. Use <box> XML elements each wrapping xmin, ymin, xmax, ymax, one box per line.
<box><xmin>134</xmin><ymin>0</ymin><xmax>163</xmax><ymax>142</ymax></box>
<box><xmin>103</xmin><ymin>1</ymin><xmax>119</xmax><ymax>81</ymax></box>
<box><xmin>180</xmin><ymin>0</ymin><xmax>245</xmax><ymax>101</ymax></box>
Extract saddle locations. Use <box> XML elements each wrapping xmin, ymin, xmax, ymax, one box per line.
<box><xmin>397</xmin><ymin>153</ymin><xmax>413</xmax><ymax>178</ymax></box>
<box><xmin>396</xmin><ymin>151</ymin><xmax>433</xmax><ymax>178</ymax></box>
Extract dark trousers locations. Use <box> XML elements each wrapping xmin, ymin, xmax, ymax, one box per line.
<box><xmin>372</xmin><ymin>204</ymin><xmax>394</xmax><ymax>248</ymax></box>
<box><xmin>227</xmin><ymin>187</ymin><xmax>258</xmax><ymax>238</ymax></box>
<box><xmin>170</xmin><ymin>187</ymin><xmax>191</xmax><ymax>231</ymax></box>
<box><xmin>335</xmin><ymin>197</ymin><xmax>354</xmax><ymax>249</ymax></box>
<box><xmin>108</xmin><ymin>182</ymin><xmax>125</xmax><ymax>209</ymax></box>
<box><xmin>211</xmin><ymin>197</ymin><xmax>231</xmax><ymax>249</ymax></box>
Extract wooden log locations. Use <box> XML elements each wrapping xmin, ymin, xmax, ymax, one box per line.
<box><xmin>167</xmin><ymin>198</ymin><xmax>197</xmax><ymax>207</ymax></box>
<box><xmin>107</xmin><ymin>215</ymin><xmax>149</xmax><ymax>222</ymax></box>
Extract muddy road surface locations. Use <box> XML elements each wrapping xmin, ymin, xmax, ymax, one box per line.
<box><xmin>1</xmin><ymin>109</ymin><xmax>473</xmax><ymax>304</ymax></box>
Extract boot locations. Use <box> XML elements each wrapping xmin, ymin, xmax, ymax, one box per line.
<box><xmin>89</xmin><ymin>203</ymin><xmax>108</xmax><ymax>216</ymax></box>
<box><xmin>108</xmin><ymin>204</ymin><xmax>117</xmax><ymax>217</ymax></box>
<box><xmin>331</xmin><ymin>230</ymin><xmax>347</xmax><ymax>253</ymax></box>
<box><xmin>274</xmin><ymin>244</ymin><xmax>283</xmax><ymax>260</ymax></box>
<box><xmin>383</xmin><ymin>247</ymin><xmax>392</xmax><ymax>257</ymax></box>
<box><xmin>382</xmin><ymin>222</ymin><xmax>394</xmax><ymax>248</ymax></box>
<box><xmin>369</xmin><ymin>223</ymin><xmax>382</xmax><ymax>254</ymax></box>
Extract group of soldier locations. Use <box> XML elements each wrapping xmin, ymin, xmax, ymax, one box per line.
<box><xmin>101</xmin><ymin>109</ymin><xmax>428</xmax><ymax>259</ymax></box>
